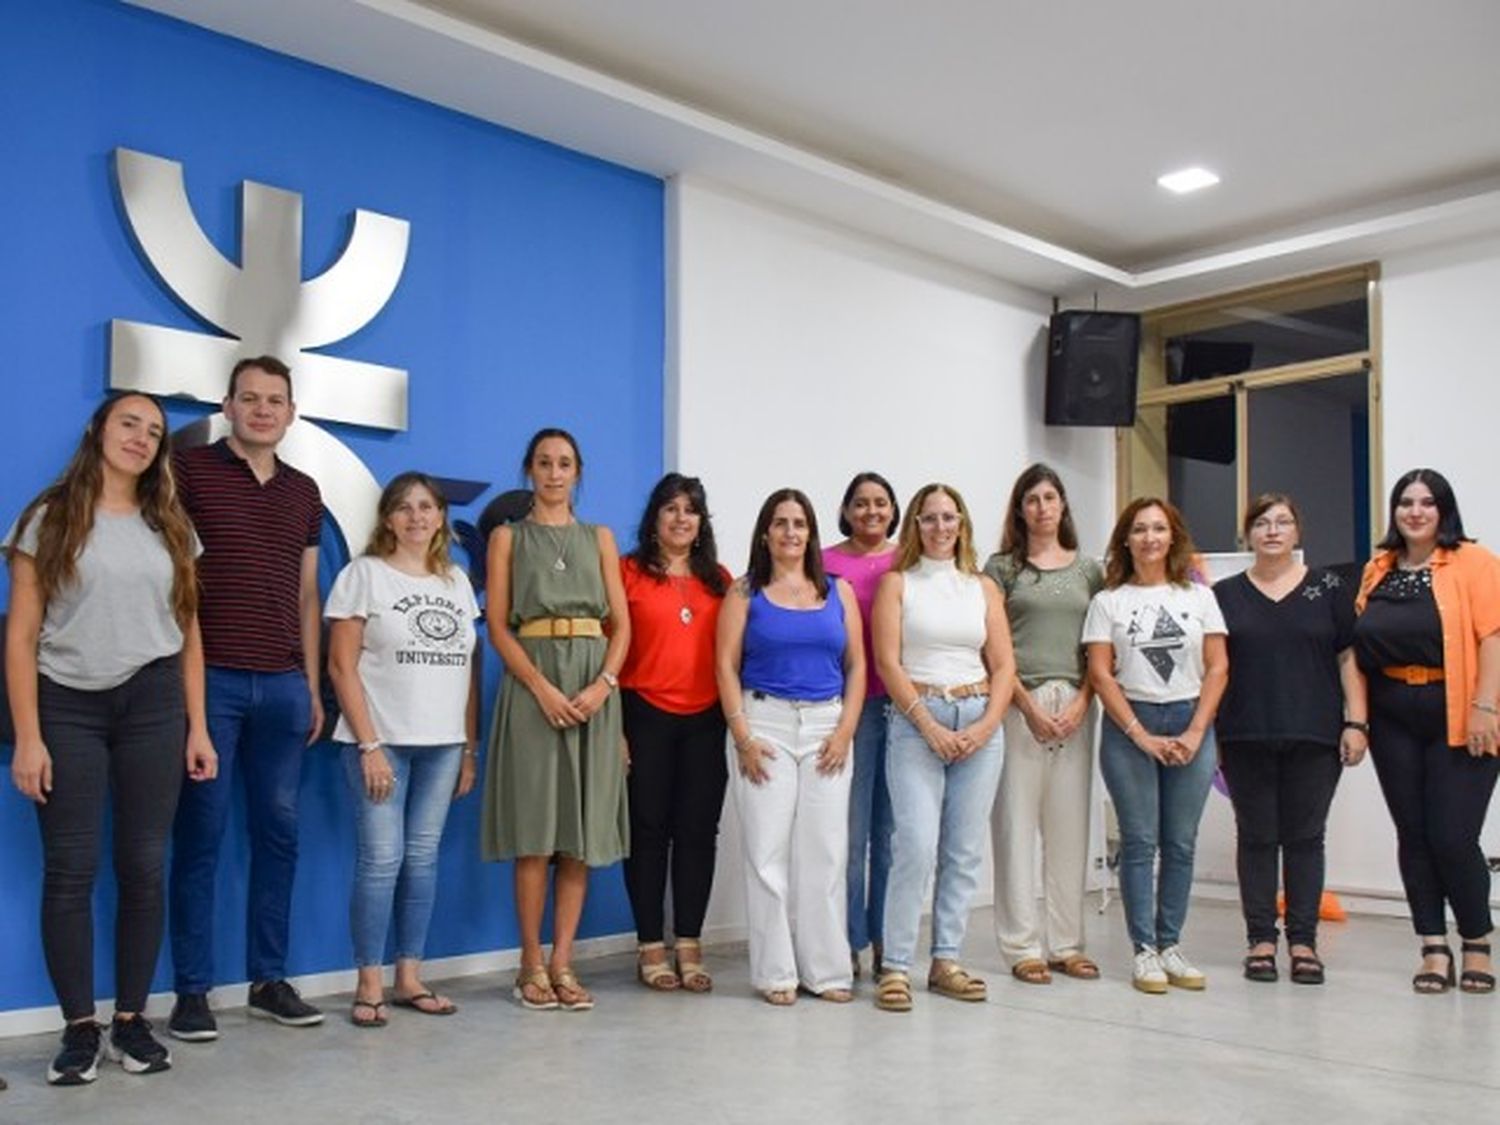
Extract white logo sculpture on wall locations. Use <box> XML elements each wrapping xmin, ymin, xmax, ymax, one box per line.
<box><xmin>109</xmin><ymin>147</ymin><xmax>412</xmax><ymax>551</ymax></box>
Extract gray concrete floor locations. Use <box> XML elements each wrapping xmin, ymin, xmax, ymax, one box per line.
<box><xmin>0</xmin><ymin>900</ymin><xmax>1495</xmax><ymax>1125</ymax></box>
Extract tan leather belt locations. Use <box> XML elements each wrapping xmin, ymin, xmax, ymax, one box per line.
<box><xmin>517</xmin><ymin>617</ymin><xmax>604</xmax><ymax>639</ymax></box>
<box><xmin>910</xmin><ymin>679</ymin><xmax>989</xmax><ymax>701</ymax></box>
<box><xmin>1382</xmin><ymin>665</ymin><xmax>1444</xmax><ymax>685</ymax></box>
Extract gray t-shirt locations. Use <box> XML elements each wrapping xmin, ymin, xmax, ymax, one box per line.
<box><xmin>8</xmin><ymin>505</ymin><xmax>194</xmax><ymax>690</ymax></box>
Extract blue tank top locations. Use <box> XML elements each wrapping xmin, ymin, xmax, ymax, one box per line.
<box><xmin>740</xmin><ymin>588</ymin><xmax>846</xmax><ymax>701</ymax></box>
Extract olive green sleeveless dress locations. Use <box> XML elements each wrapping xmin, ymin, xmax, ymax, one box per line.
<box><xmin>480</xmin><ymin>521</ymin><xmax>629</xmax><ymax>866</ymax></box>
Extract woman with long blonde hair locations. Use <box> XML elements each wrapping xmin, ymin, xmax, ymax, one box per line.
<box><xmin>6</xmin><ymin>393</ymin><xmax>215</xmax><ymax>1085</ymax></box>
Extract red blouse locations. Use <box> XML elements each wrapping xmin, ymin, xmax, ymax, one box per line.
<box><xmin>619</xmin><ymin>556</ymin><xmax>731</xmax><ymax>714</ymax></box>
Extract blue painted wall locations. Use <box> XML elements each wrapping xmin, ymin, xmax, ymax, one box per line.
<box><xmin>0</xmin><ymin>0</ymin><xmax>663</xmax><ymax>1015</ymax></box>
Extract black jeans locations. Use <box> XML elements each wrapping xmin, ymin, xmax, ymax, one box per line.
<box><xmin>621</xmin><ymin>691</ymin><xmax>728</xmax><ymax>943</ymax></box>
<box><xmin>1219</xmin><ymin>739</ymin><xmax>1342</xmax><ymax>948</ymax></box>
<box><xmin>1368</xmin><ymin>679</ymin><xmax>1500</xmax><ymax>939</ymax></box>
<box><xmin>36</xmin><ymin>658</ymin><xmax>186</xmax><ymax>1020</ymax></box>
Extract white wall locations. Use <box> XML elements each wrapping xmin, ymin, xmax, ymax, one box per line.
<box><xmin>668</xmin><ymin>178</ymin><xmax>1116</xmax><ymax>935</ymax></box>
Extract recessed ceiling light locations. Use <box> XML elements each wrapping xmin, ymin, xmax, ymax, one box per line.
<box><xmin>1157</xmin><ymin>166</ymin><xmax>1220</xmax><ymax>194</ymax></box>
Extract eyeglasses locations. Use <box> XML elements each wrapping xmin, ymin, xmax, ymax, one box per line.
<box><xmin>1250</xmin><ymin>517</ymin><xmax>1296</xmax><ymax>532</ymax></box>
<box><xmin>917</xmin><ymin>513</ymin><xmax>961</xmax><ymax>528</ymax></box>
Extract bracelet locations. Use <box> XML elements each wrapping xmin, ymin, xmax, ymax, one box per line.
<box><xmin>358</xmin><ymin>740</ymin><xmax>383</xmax><ymax>756</ymax></box>
<box><xmin>600</xmin><ymin>671</ymin><xmax>619</xmax><ymax>690</ymax></box>
<box><xmin>902</xmin><ymin>696</ymin><xmax>923</xmax><ymax>717</ymax></box>
<box><xmin>1122</xmin><ymin>718</ymin><xmax>1141</xmax><ymax>739</ymax></box>
<box><xmin>462</xmin><ymin>747</ymin><xmax>478</xmax><ymax>758</ymax></box>
<box><xmin>724</xmin><ymin>709</ymin><xmax>745</xmax><ymax>723</ymax></box>
<box><xmin>1471</xmin><ymin>700</ymin><xmax>1498</xmax><ymax>715</ymax></box>
<box><xmin>1342</xmin><ymin>720</ymin><xmax>1370</xmax><ymax>734</ymax></box>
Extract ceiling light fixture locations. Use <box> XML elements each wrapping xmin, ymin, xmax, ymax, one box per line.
<box><xmin>1157</xmin><ymin>166</ymin><xmax>1220</xmax><ymax>194</ymax></box>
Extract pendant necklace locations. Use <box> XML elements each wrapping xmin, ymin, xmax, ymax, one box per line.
<box><xmin>671</xmin><ymin>573</ymin><xmax>693</xmax><ymax>625</ymax></box>
<box><xmin>537</xmin><ymin>521</ymin><xmax>569</xmax><ymax>572</ymax></box>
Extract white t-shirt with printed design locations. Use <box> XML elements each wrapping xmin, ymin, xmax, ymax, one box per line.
<box><xmin>324</xmin><ymin>555</ymin><xmax>479</xmax><ymax>745</ymax></box>
<box><xmin>1081</xmin><ymin>581</ymin><xmax>1227</xmax><ymax>704</ymax></box>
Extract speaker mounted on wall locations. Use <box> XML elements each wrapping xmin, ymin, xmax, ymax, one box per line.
<box><xmin>1044</xmin><ymin>310</ymin><xmax>1141</xmax><ymax>427</ymax></box>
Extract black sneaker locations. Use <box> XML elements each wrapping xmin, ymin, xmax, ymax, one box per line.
<box><xmin>107</xmin><ymin>1015</ymin><xmax>172</xmax><ymax>1075</ymax></box>
<box><xmin>247</xmin><ymin>980</ymin><xmax>324</xmax><ymax>1027</ymax></box>
<box><xmin>168</xmin><ymin>992</ymin><xmax>219</xmax><ymax>1042</ymax></box>
<box><xmin>47</xmin><ymin>1021</ymin><xmax>102</xmax><ymax>1086</ymax></box>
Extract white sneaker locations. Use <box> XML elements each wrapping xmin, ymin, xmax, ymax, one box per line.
<box><xmin>1160</xmin><ymin>945</ymin><xmax>1207</xmax><ymax>990</ymax></box>
<box><xmin>1132</xmin><ymin>947</ymin><xmax>1168</xmax><ymax>994</ymax></box>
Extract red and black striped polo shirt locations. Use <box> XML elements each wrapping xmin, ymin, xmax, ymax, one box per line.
<box><xmin>174</xmin><ymin>439</ymin><xmax>323</xmax><ymax>672</ymax></box>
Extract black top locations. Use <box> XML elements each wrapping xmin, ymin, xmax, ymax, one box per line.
<box><xmin>1353</xmin><ymin>567</ymin><xmax>1444</xmax><ymax>671</ymax></box>
<box><xmin>1213</xmin><ymin>567</ymin><xmax>1354</xmax><ymax>746</ymax></box>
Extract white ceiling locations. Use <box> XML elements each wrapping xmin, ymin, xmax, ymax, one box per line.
<box><xmin>132</xmin><ymin>0</ymin><xmax>1500</xmax><ymax>302</ymax></box>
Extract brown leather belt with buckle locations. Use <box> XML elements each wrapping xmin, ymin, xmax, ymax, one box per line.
<box><xmin>1382</xmin><ymin>665</ymin><xmax>1444</xmax><ymax>686</ymax></box>
<box><xmin>910</xmin><ymin>679</ymin><xmax>990</xmax><ymax>701</ymax></box>
<box><xmin>516</xmin><ymin>617</ymin><xmax>604</xmax><ymax>639</ymax></box>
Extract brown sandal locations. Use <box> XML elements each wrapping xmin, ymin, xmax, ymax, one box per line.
<box><xmin>674</xmin><ymin>939</ymin><xmax>713</xmax><ymax>993</ymax></box>
<box><xmin>875</xmin><ymin>970</ymin><xmax>912</xmax><ymax>1012</ymax></box>
<box><xmin>1047</xmin><ymin>954</ymin><xmax>1100</xmax><ymax>980</ymax></box>
<box><xmin>929</xmin><ymin>961</ymin><xmax>987</xmax><ymax>1002</ymax></box>
<box><xmin>1011</xmin><ymin>958</ymin><xmax>1053</xmax><ymax>985</ymax></box>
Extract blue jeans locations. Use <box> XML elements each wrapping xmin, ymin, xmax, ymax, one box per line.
<box><xmin>846</xmin><ymin>697</ymin><xmax>893</xmax><ymax>954</ymax></box>
<box><xmin>341</xmin><ymin>743</ymin><xmax>463</xmax><ymax>966</ymax></box>
<box><xmin>170</xmin><ymin>667</ymin><xmax>311</xmax><ymax>991</ymax></box>
<box><xmin>882</xmin><ymin>696</ymin><xmax>1004</xmax><ymax>972</ymax></box>
<box><xmin>1098</xmin><ymin>699</ymin><xmax>1217</xmax><ymax>950</ymax></box>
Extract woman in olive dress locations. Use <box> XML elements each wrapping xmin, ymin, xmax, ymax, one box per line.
<box><xmin>480</xmin><ymin>427</ymin><xmax>631</xmax><ymax>1011</ymax></box>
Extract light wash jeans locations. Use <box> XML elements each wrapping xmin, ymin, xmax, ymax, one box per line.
<box><xmin>1098</xmin><ymin>700</ymin><xmax>1217</xmax><ymax>950</ymax></box>
<box><xmin>882</xmin><ymin>696</ymin><xmax>1004</xmax><ymax>972</ymax></box>
<box><xmin>728</xmin><ymin>693</ymin><xmax>853</xmax><ymax>993</ymax></box>
<box><xmin>846</xmin><ymin>696</ymin><xmax>893</xmax><ymax>954</ymax></box>
<box><xmin>340</xmin><ymin>742</ymin><xmax>464</xmax><ymax>966</ymax></box>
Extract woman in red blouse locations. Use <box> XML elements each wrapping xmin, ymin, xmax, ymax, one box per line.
<box><xmin>620</xmin><ymin>473</ymin><xmax>732</xmax><ymax>991</ymax></box>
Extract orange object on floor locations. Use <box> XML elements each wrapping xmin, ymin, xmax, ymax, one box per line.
<box><xmin>1276</xmin><ymin>891</ymin><xmax>1346</xmax><ymax>922</ymax></box>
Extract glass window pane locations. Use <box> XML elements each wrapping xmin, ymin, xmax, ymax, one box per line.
<box><xmin>1167</xmin><ymin>396</ymin><xmax>1238</xmax><ymax>554</ymax></box>
<box><xmin>1161</xmin><ymin>277</ymin><xmax>1369</xmax><ymax>384</ymax></box>
<box><xmin>1246</xmin><ymin>373</ymin><xmax>1370</xmax><ymax>569</ymax></box>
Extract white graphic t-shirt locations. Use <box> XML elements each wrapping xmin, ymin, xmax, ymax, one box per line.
<box><xmin>1081</xmin><ymin>581</ymin><xmax>1227</xmax><ymax>704</ymax></box>
<box><xmin>325</xmin><ymin>556</ymin><xmax>479</xmax><ymax>745</ymax></box>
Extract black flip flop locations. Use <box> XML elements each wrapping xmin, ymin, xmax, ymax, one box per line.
<box><xmin>391</xmin><ymin>991</ymin><xmax>457</xmax><ymax>1016</ymax></box>
<box><xmin>350</xmin><ymin>999</ymin><xmax>388</xmax><ymax>1028</ymax></box>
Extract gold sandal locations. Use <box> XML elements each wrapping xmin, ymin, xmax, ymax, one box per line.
<box><xmin>675</xmin><ymin>939</ymin><xmax>713</xmax><ymax>993</ymax></box>
<box><xmin>637</xmin><ymin>942</ymin><xmax>680</xmax><ymax>992</ymax></box>
<box><xmin>512</xmin><ymin>966</ymin><xmax>558</xmax><ymax>1010</ymax></box>
<box><xmin>929</xmin><ymin>961</ymin><xmax>987</xmax><ymax>1002</ymax></box>
<box><xmin>549</xmin><ymin>966</ymin><xmax>595</xmax><ymax>1011</ymax></box>
<box><xmin>875</xmin><ymin>970</ymin><xmax>912</xmax><ymax>1012</ymax></box>
<box><xmin>1011</xmin><ymin>958</ymin><xmax>1053</xmax><ymax>985</ymax></box>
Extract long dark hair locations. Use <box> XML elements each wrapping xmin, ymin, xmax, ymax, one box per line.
<box><xmin>1103</xmin><ymin>497</ymin><xmax>1197</xmax><ymax>589</ymax></box>
<box><xmin>836</xmin><ymin>471</ymin><xmax>899</xmax><ymax>538</ymax></box>
<box><xmin>365</xmin><ymin>471</ymin><xmax>456</xmax><ymax>578</ymax></box>
<box><xmin>746</xmin><ymin>488</ymin><xmax>829</xmax><ymax>598</ymax></box>
<box><xmin>628</xmin><ymin>472</ymin><xmax>728</xmax><ymax>596</ymax></box>
<box><xmin>999</xmin><ymin>463</ymin><xmax>1079</xmax><ymax>575</ymax></box>
<box><xmin>9</xmin><ymin>393</ymin><xmax>198</xmax><ymax>625</ymax></box>
<box><xmin>1375</xmin><ymin>468</ymin><xmax>1470</xmax><ymax>551</ymax></box>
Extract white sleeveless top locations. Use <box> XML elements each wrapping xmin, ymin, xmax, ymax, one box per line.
<box><xmin>900</xmin><ymin>556</ymin><xmax>988</xmax><ymax>686</ymax></box>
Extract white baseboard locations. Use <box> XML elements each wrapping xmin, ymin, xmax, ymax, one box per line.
<box><xmin>0</xmin><ymin>929</ymin><xmax>643</xmax><ymax>1040</ymax></box>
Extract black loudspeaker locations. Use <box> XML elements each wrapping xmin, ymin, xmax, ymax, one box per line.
<box><xmin>1044</xmin><ymin>311</ymin><xmax>1141</xmax><ymax>426</ymax></box>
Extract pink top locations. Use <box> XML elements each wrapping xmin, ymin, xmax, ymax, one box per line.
<box><xmin>822</xmin><ymin>542</ymin><xmax>897</xmax><ymax>698</ymax></box>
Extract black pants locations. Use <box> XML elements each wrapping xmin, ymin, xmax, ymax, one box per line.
<box><xmin>1368</xmin><ymin>679</ymin><xmax>1500</xmax><ymax>939</ymax></box>
<box><xmin>621</xmin><ymin>691</ymin><xmax>728</xmax><ymax>943</ymax></box>
<box><xmin>1219</xmin><ymin>739</ymin><xmax>1342</xmax><ymax>948</ymax></box>
<box><xmin>36</xmin><ymin>658</ymin><xmax>185</xmax><ymax>1020</ymax></box>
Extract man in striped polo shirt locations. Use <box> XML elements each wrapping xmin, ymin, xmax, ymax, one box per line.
<box><xmin>167</xmin><ymin>356</ymin><xmax>327</xmax><ymax>1040</ymax></box>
